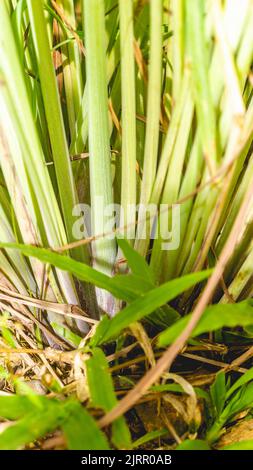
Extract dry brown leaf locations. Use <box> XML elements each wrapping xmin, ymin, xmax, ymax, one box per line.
<box><xmin>217</xmin><ymin>418</ymin><xmax>253</xmax><ymax>448</ymax></box>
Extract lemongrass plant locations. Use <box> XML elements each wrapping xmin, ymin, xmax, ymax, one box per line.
<box><xmin>0</xmin><ymin>0</ymin><xmax>253</xmax><ymax>344</ymax></box>
<box><xmin>1</xmin><ymin>0</ymin><xmax>253</xmax><ymax>452</ymax></box>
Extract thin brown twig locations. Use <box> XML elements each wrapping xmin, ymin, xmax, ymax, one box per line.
<box><xmin>227</xmin><ymin>346</ymin><xmax>253</xmax><ymax>370</ymax></box>
<box><xmin>181</xmin><ymin>352</ymin><xmax>247</xmax><ymax>374</ymax></box>
<box><xmin>0</xmin><ymin>285</ymin><xmax>97</xmax><ymax>323</ymax></box>
<box><xmin>51</xmin><ymin>0</ymin><xmax>85</xmax><ymax>56</ymax></box>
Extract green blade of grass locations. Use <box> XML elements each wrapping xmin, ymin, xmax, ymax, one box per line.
<box><xmin>186</xmin><ymin>0</ymin><xmax>217</xmax><ymax>173</ymax></box>
<box><xmin>27</xmin><ymin>0</ymin><xmax>86</xmax><ymax>263</ymax></box>
<box><xmin>139</xmin><ymin>0</ymin><xmax>163</xmax><ymax>205</ymax></box>
<box><xmin>86</xmin><ymin>347</ymin><xmax>131</xmax><ymax>449</ymax></box>
<box><xmin>0</xmin><ymin>242</ymin><xmax>147</xmax><ymax>302</ymax></box>
<box><xmin>91</xmin><ymin>270</ymin><xmax>212</xmax><ymax>345</ymax></box>
<box><xmin>62</xmin><ymin>401</ymin><xmax>110</xmax><ymax>450</ymax></box>
<box><xmin>83</xmin><ymin>0</ymin><xmax>116</xmax><ymax>273</ymax></box>
<box><xmin>0</xmin><ymin>401</ymin><xmax>66</xmax><ymax>450</ymax></box>
<box><xmin>59</xmin><ymin>0</ymin><xmax>84</xmax><ymax>141</ymax></box>
<box><xmin>158</xmin><ymin>299</ymin><xmax>253</xmax><ymax>347</ymax></box>
<box><xmin>119</xmin><ymin>0</ymin><xmax>136</xmax><ymax>241</ymax></box>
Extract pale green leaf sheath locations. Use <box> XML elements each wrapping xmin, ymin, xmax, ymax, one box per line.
<box><xmin>83</xmin><ymin>0</ymin><xmax>116</xmax><ymax>314</ymax></box>
<box><xmin>136</xmin><ymin>0</ymin><xmax>163</xmax><ymax>255</ymax></box>
<box><xmin>119</xmin><ymin>0</ymin><xmax>136</xmax><ymax>243</ymax></box>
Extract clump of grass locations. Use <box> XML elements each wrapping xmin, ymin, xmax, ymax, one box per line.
<box><xmin>0</xmin><ymin>0</ymin><xmax>253</xmax><ymax>451</ymax></box>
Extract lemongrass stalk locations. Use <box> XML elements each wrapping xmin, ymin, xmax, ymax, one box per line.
<box><xmin>171</xmin><ymin>138</ymin><xmax>201</xmax><ymax>273</ymax></box>
<box><xmin>0</xmin><ymin>252</ymin><xmax>28</xmax><ymax>296</ymax></box>
<box><xmin>83</xmin><ymin>0</ymin><xmax>116</xmax><ymax>314</ymax></box>
<box><xmin>237</xmin><ymin>5</ymin><xmax>253</xmax><ymax>84</ymax></box>
<box><xmin>70</xmin><ymin>3</ymin><xmax>147</xmax><ymax>156</ymax></box>
<box><xmin>0</xmin><ymin>3</ymin><xmax>81</xmax><ymax>308</ymax></box>
<box><xmin>27</xmin><ymin>0</ymin><xmax>87</xmax><ymax>264</ymax></box>
<box><xmin>221</xmin><ymin>245</ymin><xmax>253</xmax><ymax>302</ymax></box>
<box><xmin>4</xmin><ymin>0</ymin><xmax>12</xmax><ymax>14</ymax></box>
<box><xmin>57</xmin><ymin>0</ymin><xmax>83</xmax><ymax>140</ymax></box>
<box><xmin>208</xmin><ymin>0</ymin><xmax>250</xmax><ymax>107</ymax></box>
<box><xmin>139</xmin><ymin>0</ymin><xmax>163</xmax><ymax>205</ymax></box>
<box><xmin>171</xmin><ymin>0</ymin><xmax>184</xmax><ymax>99</ymax></box>
<box><xmin>0</xmin><ymin>106</ymin><xmax>81</xmax><ymax>330</ymax></box>
<box><xmin>131</xmin><ymin>4</ymin><xmax>151</xmax><ymax>173</ymax></box>
<box><xmin>0</xmin><ymin>192</ymin><xmax>36</xmax><ymax>293</ymax></box>
<box><xmin>222</xmin><ymin>219</ymin><xmax>253</xmax><ymax>292</ymax></box>
<box><xmin>186</xmin><ymin>0</ymin><xmax>217</xmax><ymax>175</ymax></box>
<box><xmin>70</xmin><ymin>29</ymin><xmax>119</xmax><ymax>155</ymax></box>
<box><xmin>223</xmin><ymin>0</ymin><xmax>250</xmax><ymax>51</ymax></box>
<box><xmin>150</xmin><ymin>91</ymin><xmax>194</xmax><ymax>282</ymax></box>
<box><xmin>215</xmin><ymin>152</ymin><xmax>253</xmax><ymax>256</ymax></box>
<box><xmin>135</xmin><ymin>66</ymin><xmax>146</xmax><ymax>174</ymax></box>
<box><xmin>186</xmin><ymin>0</ymin><xmax>249</xmax><ymax>274</ymax></box>
<box><xmin>212</xmin><ymin>0</ymin><xmax>245</xmax><ymax>150</ymax></box>
<box><xmin>0</xmin><ymin>103</ymin><xmax>74</xmax><ymax>306</ymax></box>
<box><xmin>162</xmin><ymin>5</ymin><xmax>173</xmax><ymax>121</ymax></box>
<box><xmin>119</xmin><ymin>0</ymin><xmax>136</xmax><ymax>242</ymax></box>
<box><xmin>135</xmin><ymin>72</ymin><xmax>191</xmax><ymax>255</ymax></box>
<box><xmin>175</xmin><ymin>0</ymin><xmax>253</xmax><ymax>277</ymax></box>
<box><xmin>0</xmin><ymin>180</ymin><xmax>36</xmax><ymax>295</ymax></box>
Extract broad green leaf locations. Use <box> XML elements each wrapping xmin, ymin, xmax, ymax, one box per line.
<box><xmin>116</xmin><ymin>241</ymin><xmax>180</xmax><ymax>328</ymax></box>
<box><xmin>207</xmin><ymin>382</ymin><xmax>253</xmax><ymax>444</ymax></box>
<box><xmin>86</xmin><ymin>348</ymin><xmax>117</xmax><ymax>410</ymax></box>
<box><xmin>0</xmin><ymin>400</ymin><xmax>66</xmax><ymax>450</ymax></box>
<box><xmin>0</xmin><ymin>396</ymin><xmax>45</xmax><ymax>420</ymax></box>
<box><xmin>89</xmin><ymin>316</ymin><xmax>111</xmax><ymax>347</ymax></box>
<box><xmin>147</xmin><ymin>305</ymin><xmax>180</xmax><ymax>329</ymax></box>
<box><xmin>210</xmin><ymin>372</ymin><xmax>227</xmax><ymax>417</ymax></box>
<box><xmin>158</xmin><ymin>300</ymin><xmax>253</xmax><ymax>347</ymax></box>
<box><xmin>132</xmin><ymin>429</ymin><xmax>168</xmax><ymax>449</ymax></box>
<box><xmin>221</xmin><ymin>440</ymin><xmax>253</xmax><ymax>450</ymax></box>
<box><xmin>226</xmin><ymin>366</ymin><xmax>253</xmax><ymax>399</ymax></box>
<box><xmin>117</xmin><ymin>238</ymin><xmax>155</xmax><ymax>284</ymax></box>
<box><xmin>151</xmin><ymin>384</ymin><xmax>210</xmax><ymax>402</ymax></box>
<box><xmin>1</xmin><ymin>327</ymin><xmax>16</xmax><ymax>348</ymax></box>
<box><xmin>62</xmin><ymin>402</ymin><xmax>110</xmax><ymax>450</ymax></box>
<box><xmin>86</xmin><ymin>348</ymin><xmax>131</xmax><ymax>449</ymax></box>
<box><xmin>0</xmin><ymin>243</ymin><xmax>138</xmax><ymax>301</ymax></box>
<box><xmin>176</xmin><ymin>439</ymin><xmax>211</xmax><ymax>450</ymax></box>
<box><xmin>51</xmin><ymin>322</ymin><xmax>82</xmax><ymax>347</ymax></box>
<box><xmin>0</xmin><ymin>396</ymin><xmax>110</xmax><ymax>450</ymax></box>
<box><xmin>224</xmin><ymin>382</ymin><xmax>253</xmax><ymax>418</ymax></box>
<box><xmin>111</xmin><ymin>273</ymin><xmax>154</xmax><ymax>297</ymax></box>
<box><xmin>91</xmin><ymin>270</ymin><xmax>212</xmax><ymax>345</ymax></box>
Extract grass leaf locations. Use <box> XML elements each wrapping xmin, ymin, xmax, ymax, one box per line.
<box><xmin>62</xmin><ymin>401</ymin><xmax>110</xmax><ymax>450</ymax></box>
<box><xmin>0</xmin><ymin>400</ymin><xmax>66</xmax><ymax>450</ymax></box>
<box><xmin>92</xmin><ymin>270</ymin><xmax>212</xmax><ymax>345</ymax></box>
<box><xmin>86</xmin><ymin>347</ymin><xmax>131</xmax><ymax>449</ymax></box>
<box><xmin>176</xmin><ymin>439</ymin><xmax>211</xmax><ymax>450</ymax></box>
<box><xmin>117</xmin><ymin>238</ymin><xmax>155</xmax><ymax>284</ymax></box>
<box><xmin>158</xmin><ymin>300</ymin><xmax>253</xmax><ymax>347</ymax></box>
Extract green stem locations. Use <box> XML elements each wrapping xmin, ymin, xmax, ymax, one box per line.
<box><xmin>83</xmin><ymin>0</ymin><xmax>116</xmax><ymax>283</ymax></box>
<box><xmin>119</xmin><ymin>0</ymin><xmax>136</xmax><ymax>241</ymax></box>
<box><xmin>27</xmin><ymin>0</ymin><xmax>87</xmax><ymax>263</ymax></box>
<box><xmin>139</xmin><ymin>0</ymin><xmax>163</xmax><ymax>206</ymax></box>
